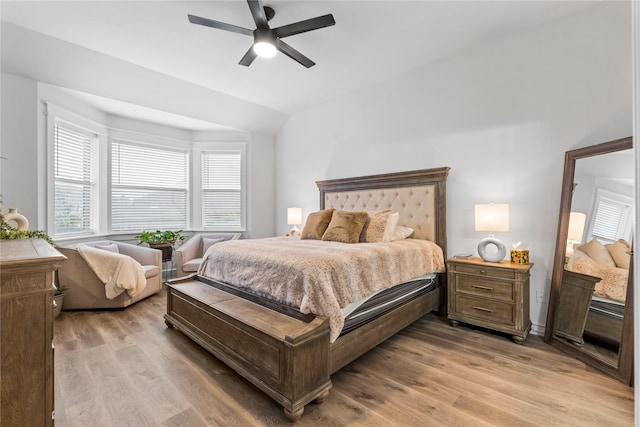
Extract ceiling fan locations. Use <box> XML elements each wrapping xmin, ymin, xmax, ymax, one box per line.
<box><xmin>188</xmin><ymin>0</ymin><xmax>335</xmax><ymax>68</ymax></box>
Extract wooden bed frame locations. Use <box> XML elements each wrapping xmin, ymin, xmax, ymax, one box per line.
<box><xmin>164</xmin><ymin>167</ymin><xmax>450</xmax><ymax>421</ymax></box>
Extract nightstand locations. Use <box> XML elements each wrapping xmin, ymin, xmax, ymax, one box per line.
<box><xmin>447</xmin><ymin>257</ymin><xmax>533</xmax><ymax>344</ymax></box>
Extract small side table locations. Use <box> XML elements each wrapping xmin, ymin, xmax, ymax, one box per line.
<box><xmin>447</xmin><ymin>257</ymin><xmax>533</xmax><ymax>344</ymax></box>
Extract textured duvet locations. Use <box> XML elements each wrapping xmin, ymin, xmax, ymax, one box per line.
<box><xmin>198</xmin><ymin>236</ymin><xmax>445</xmax><ymax>342</ymax></box>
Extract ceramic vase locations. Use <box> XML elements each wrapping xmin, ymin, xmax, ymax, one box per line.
<box><xmin>4</xmin><ymin>208</ymin><xmax>29</xmax><ymax>230</ymax></box>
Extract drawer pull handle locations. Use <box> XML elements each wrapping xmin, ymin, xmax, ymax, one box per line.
<box><xmin>472</xmin><ymin>285</ymin><xmax>494</xmax><ymax>291</ymax></box>
<box><xmin>472</xmin><ymin>306</ymin><xmax>494</xmax><ymax>313</ymax></box>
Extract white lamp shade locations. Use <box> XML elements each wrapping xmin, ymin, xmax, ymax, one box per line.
<box><xmin>287</xmin><ymin>207</ymin><xmax>302</xmax><ymax>226</ymax></box>
<box><xmin>567</xmin><ymin>212</ymin><xmax>586</xmax><ymax>242</ymax></box>
<box><xmin>475</xmin><ymin>203</ymin><xmax>509</xmax><ymax>232</ymax></box>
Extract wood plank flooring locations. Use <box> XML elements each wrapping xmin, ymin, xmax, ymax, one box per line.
<box><xmin>53</xmin><ymin>290</ymin><xmax>634</xmax><ymax>426</ymax></box>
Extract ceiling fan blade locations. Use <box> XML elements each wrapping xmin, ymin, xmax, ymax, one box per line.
<box><xmin>274</xmin><ymin>14</ymin><xmax>335</xmax><ymax>38</ymax></box>
<box><xmin>276</xmin><ymin>40</ymin><xmax>315</xmax><ymax>68</ymax></box>
<box><xmin>239</xmin><ymin>46</ymin><xmax>258</xmax><ymax>66</ymax></box>
<box><xmin>188</xmin><ymin>14</ymin><xmax>253</xmax><ymax>36</ymax></box>
<box><xmin>247</xmin><ymin>0</ymin><xmax>269</xmax><ymax>29</ymax></box>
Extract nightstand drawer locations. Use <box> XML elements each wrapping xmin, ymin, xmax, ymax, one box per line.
<box><xmin>456</xmin><ymin>276</ymin><xmax>514</xmax><ymax>302</ymax></box>
<box><xmin>455</xmin><ymin>295</ymin><xmax>514</xmax><ymax>325</ymax></box>
<box><xmin>455</xmin><ymin>263</ymin><xmax>516</xmax><ymax>280</ymax></box>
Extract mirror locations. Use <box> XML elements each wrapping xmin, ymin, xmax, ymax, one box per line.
<box><xmin>545</xmin><ymin>136</ymin><xmax>634</xmax><ymax>385</ymax></box>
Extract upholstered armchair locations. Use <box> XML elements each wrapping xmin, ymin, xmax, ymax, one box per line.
<box><xmin>175</xmin><ymin>233</ymin><xmax>242</xmax><ymax>278</ymax></box>
<box><xmin>56</xmin><ymin>240</ymin><xmax>163</xmax><ymax>310</ymax></box>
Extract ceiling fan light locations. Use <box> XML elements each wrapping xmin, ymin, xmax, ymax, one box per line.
<box><xmin>253</xmin><ymin>41</ymin><xmax>277</xmax><ymax>58</ymax></box>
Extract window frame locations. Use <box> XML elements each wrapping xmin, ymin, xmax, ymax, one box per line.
<box><xmin>45</xmin><ymin>105</ymin><xmax>248</xmax><ymax>238</ymax></box>
<box><xmin>586</xmin><ymin>187</ymin><xmax>633</xmax><ymax>244</ymax></box>
<box><xmin>109</xmin><ymin>137</ymin><xmax>190</xmax><ymax>233</ymax></box>
<box><xmin>198</xmin><ymin>144</ymin><xmax>247</xmax><ymax>232</ymax></box>
<box><xmin>46</xmin><ymin>104</ymin><xmax>105</xmax><ymax>239</ymax></box>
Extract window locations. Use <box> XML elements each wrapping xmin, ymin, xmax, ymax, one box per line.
<box><xmin>589</xmin><ymin>188</ymin><xmax>633</xmax><ymax>244</ymax></box>
<box><xmin>201</xmin><ymin>150</ymin><xmax>244</xmax><ymax>229</ymax></box>
<box><xmin>53</xmin><ymin>121</ymin><xmax>98</xmax><ymax>236</ymax></box>
<box><xmin>111</xmin><ymin>140</ymin><xmax>188</xmax><ymax>231</ymax></box>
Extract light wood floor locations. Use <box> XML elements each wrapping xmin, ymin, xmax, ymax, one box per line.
<box><xmin>53</xmin><ymin>290</ymin><xmax>634</xmax><ymax>426</ymax></box>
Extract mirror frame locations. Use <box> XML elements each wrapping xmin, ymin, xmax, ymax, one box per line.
<box><xmin>544</xmin><ymin>136</ymin><xmax>634</xmax><ymax>385</ymax></box>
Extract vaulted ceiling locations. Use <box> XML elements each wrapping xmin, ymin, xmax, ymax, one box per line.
<box><xmin>1</xmin><ymin>1</ymin><xmax>597</xmax><ymax>133</ymax></box>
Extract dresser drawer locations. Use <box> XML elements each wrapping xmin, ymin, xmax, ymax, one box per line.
<box><xmin>456</xmin><ymin>275</ymin><xmax>514</xmax><ymax>302</ymax></box>
<box><xmin>455</xmin><ymin>295</ymin><xmax>514</xmax><ymax>325</ymax></box>
<box><xmin>455</xmin><ymin>263</ymin><xmax>516</xmax><ymax>280</ymax></box>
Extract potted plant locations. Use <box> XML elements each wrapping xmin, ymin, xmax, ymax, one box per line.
<box><xmin>53</xmin><ymin>282</ymin><xmax>68</xmax><ymax>318</ymax></box>
<box><xmin>136</xmin><ymin>229</ymin><xmax>184</xmax><ymax>262</ymax></box>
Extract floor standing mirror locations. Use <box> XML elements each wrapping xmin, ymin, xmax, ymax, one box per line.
<box><xmin>545</xmin><ymin>136</ymin><xmax>634</xmax><ymax>385</ymax></box>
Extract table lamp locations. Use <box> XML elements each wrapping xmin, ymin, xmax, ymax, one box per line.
<box><xmin>566</xmin><ymin>211</ymin><xmax>586</xmax><ymax>258</ymax></box>
<box><xmin>287</xmin><ymin>207</ymin><xmax>302</xmax><ymax>236</ymax></box>
<box><xmin>475</xmin><ymin>203</ymin><xmax>509</xmax><ymax>262</ymax></box>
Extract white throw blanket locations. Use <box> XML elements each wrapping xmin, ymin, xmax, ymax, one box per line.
<box><xmin>77</xmin><ymin>244</ymin><xmax>147</xmax><ymax>299</ymax></box>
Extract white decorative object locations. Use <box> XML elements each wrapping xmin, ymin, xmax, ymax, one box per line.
<box><xmin>475</xmin><ymin>203</ymin><xmax>509</xmax><ymax>262</ymax></box>
<box><xmin>4</xmin><ymin>208</ymin><xmax>29</xmax><ymax>230</ymax></box>
<box><xmin>287</xmin><ymin>207</ymin><xmax>302</xmax><ymax>236</ymax></box>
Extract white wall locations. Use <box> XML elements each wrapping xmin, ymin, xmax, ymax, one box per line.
<box><xmin>0</xmin><ymin>74</ymin><xmax>39</xmax><ymax>227</ymax></box>
<box><xmin>275</xmin><ymin>2</ymin><xmax>633</xmax><ymax>332</ymax></box>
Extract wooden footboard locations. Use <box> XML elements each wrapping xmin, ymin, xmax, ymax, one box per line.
<box><xmin>164</xmin><ymin>278</ymin><xmax>332</xmax><ymax>421</ymax></box>
<box><xmin>165</xmin><ymin>276</ymin><xmax>443</xmax><ymax>421</ymax></box>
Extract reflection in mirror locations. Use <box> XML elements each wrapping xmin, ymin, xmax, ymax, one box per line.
<box><xmin>564</xmin><ymin>150</ymin><xmax>633</xmax><ymax>365</ymax></box>
<box><xmin>545</xmin><ymin>136</ymin><xmax>634</xmax><ymax>385</ymax></box>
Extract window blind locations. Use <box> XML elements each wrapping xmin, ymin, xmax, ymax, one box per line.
<box><xmin>202</xmin><ymin>151</ymin><xmax>243</xmax><ymax>229</ymax></box>
<box><xmin>591</xmin><ymin>197</ymin><xmax>631</xmax><ymax>244</ymax></box>
<box><xmin>54</xmin><ymin>122</ymin><xmax>98</xmax><ymax>236</ymax></box>
<box><xmin>111</xmin><ymin>141</ymin><xmax>188</xmax><ymax>231</ymax></box>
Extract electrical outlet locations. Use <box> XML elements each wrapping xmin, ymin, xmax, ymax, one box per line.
<box><xmin>536</xmin><ymin>290</ymin><xmax>544</xmax><ymax>303</ymax></box>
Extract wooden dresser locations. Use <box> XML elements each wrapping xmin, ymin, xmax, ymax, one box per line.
<box><xmin>0</xmin><ymin>239</ymin><xmax>66</xmax><ymax>426</ymax></box>
<box><xmin>447</xmin><ymin>257</ymin><xmax>533</xmax><ymax>344</ymax></box>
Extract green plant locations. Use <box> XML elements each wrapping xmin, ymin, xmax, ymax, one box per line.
<box><xmin>0</xmin><ymin>199</ymin><xmax>54</xmax><ymax>244</ymax></box>
<box><xmin>54</xmin><ymin>283</ymin><xmax>69</xmax><ymax>295</ymax></box>
<box><xmin>136</xmin><ymin>229</ymin><xmax>184</xmax><ymax>246</ymax></box>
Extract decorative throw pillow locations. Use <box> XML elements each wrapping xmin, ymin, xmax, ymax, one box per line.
<box><xmin>301</xmin><ymin>209</ymin><xmax>335</xmax><ymax>240</ymax></box>
<box><xmin>322</xmin><ymin>210</ymin><xmax>369</xmax><ymax>243</ymax></box>
<box><xmin>383</xmin><ymin>212</ymin><xmax>400</xmax><ymax>242</ymax></box>
<box><xmin>390</xmin><ymin>225</ymin><xmax>414</xmax><ymax>241</ymax></box>
<box><xmin>606</xmin><ymin>239</ymin><xmax>631</xmax><ymax>269</ymax></box>
<box><xmin>202</xmin><ymin>238</ymin><xmax>224</xmax><ymax>255</ymax></box>
<box><xmin>95</xmin><ymin>243</ymin><xmax>119</xmax><ymax>253</ymax></box>
<box><xmin>359</xmin><ymin>210</ymin><xmax>398</xmax><ymax>243</ymax></box>
<box><xmin>581</xmin><ymin>238</ymin><xmax>616</xmax><ymax>267</ymax></box>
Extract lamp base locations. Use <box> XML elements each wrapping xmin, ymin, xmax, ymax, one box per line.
<box><xmin>477</xmin><ymin>237</ymin><xmax>506</xmax><ymax>262</ymax></box>
<box><xmin>287</xmin><ymin>225</ymin><xmax>301</xmax><ymax>237</ymax></box>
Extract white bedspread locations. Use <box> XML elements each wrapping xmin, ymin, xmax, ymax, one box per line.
<box><xmin>77</xmin><ymin>244</ymin><xmax>147</xmax><ymax>299</ymax></box>
<box><xmin>198</xmin><ymin>237</ymin><xmax>445</xmax><ymax>342</ymax></box>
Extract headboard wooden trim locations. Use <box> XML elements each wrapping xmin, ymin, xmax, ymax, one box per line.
<box><xmin>316</xmin><ymin>167</ymin><xmax>450</xmax><ymax>257</ymax></box>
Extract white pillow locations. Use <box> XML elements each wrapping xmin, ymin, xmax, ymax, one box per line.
<box><xmin>390</xmin><ymin>225</ymin><xmax>414</xmax><ymax>241</ymax></box>
<box><xmin>202</xmin><ymin>238</ymin><xmax>224</xmax><ymax>255</ymax></box>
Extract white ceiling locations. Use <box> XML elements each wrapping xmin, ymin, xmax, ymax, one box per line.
<box><xmin>1</xmin><ymin>1</ymin><xmax>598</xmax><ymax>131</ymax></box>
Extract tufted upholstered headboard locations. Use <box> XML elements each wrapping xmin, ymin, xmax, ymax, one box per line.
<box><xmin>317</xmin><ymin>167</ymin><xmax>450</xmax><ymax>256</ymax></box>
